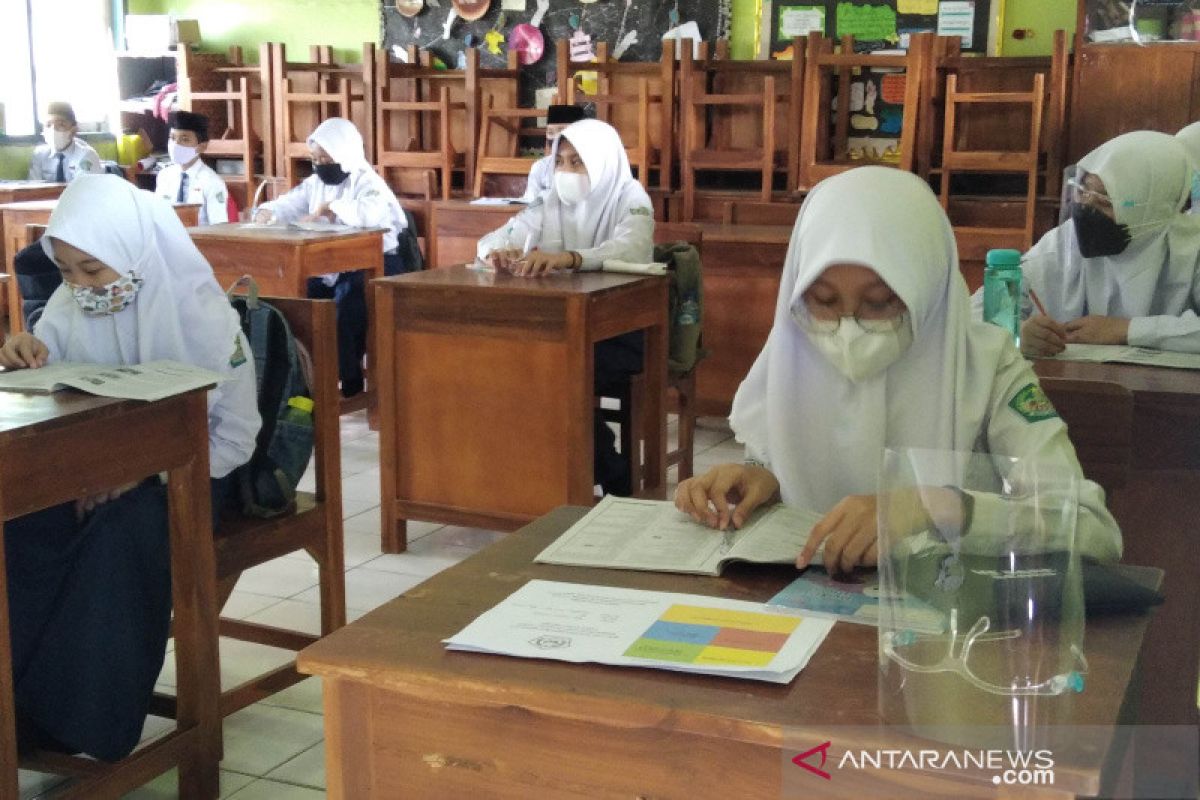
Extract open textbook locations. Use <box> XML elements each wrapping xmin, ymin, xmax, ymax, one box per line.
<box><xmin>1053</xmin><ymin>343</ymin><xmax>1200</xmax><ymax>370</ymax></box>
<box><xmin>444</xmin><ymin>580</ymin><xmax>835</xmax><ymax>684</ymax></box>
<box><xmin>535</xmin><ymin>496</ymin><xmax>824</xmax><ymax>575</ymax></box>
<box><xmin>0</xmin><ymin>360</ymin><xmax>222</xmax><ymax>402</ymax></box>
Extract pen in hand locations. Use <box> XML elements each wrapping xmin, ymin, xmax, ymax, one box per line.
<box><xmin>1028</xmin><ymin>287</ymin><xmax>1051</xmax><ymax>320</ymax></box>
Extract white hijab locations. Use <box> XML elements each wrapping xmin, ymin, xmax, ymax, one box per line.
<box><xmin>540</xmin><ymin>119</ymin><xmax>652</xmax><ymax>255</ymax></box>
<box><xmin>1024</xmin><ymin>130</ymin><xmax>1200</xmax><ymax>319</ymax></box>
<box><xmin>729</xmin><ymin>167</ymin><xmax>1013</xmax><ymax>512</ymax></box>
<box><xmin>308</xmin><ymin>117</ymin><xmax>371</xmax><ymax>173</ymax></box>
<box><xmin>1177</xmin><ymin>120</ymin><xmax>1200</xmax><ymax>213</ymax></box>
<box><xmin>36</xmin><ymin>174</ymin><xmax>241</xmax><ymax>372</ymax></box>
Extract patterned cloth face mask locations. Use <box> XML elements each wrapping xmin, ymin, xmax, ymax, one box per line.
<box><xmin>70</xmin><ymin>270</ymin><xmax>144</xmax><ymax>315</ymax></box>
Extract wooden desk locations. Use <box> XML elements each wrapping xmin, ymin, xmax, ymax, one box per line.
<box><xmin>696</xmin><ymin>223</ymin><xmax>791</xmax><ymax>416</ymax></box>
<box><xmin>374</xmin><ymin>265</ymin><xmax>668</xmax><ymax>552</ymax></box>
<box><xmin>300</xmin><ymin>506</ymin><xmax>1160</xmax><ymax>799</ymax></box>
<box><xmin>426</xmin><ymin>200</ymin><xmax>521</xmax><ymax>269</ymax></box>
<box><xmin>0</xmin><ymin>390</ymin><xmax>219</xmax><ymax>798</ymax></box>
<box><xmin>0</xmin><ymin>182</ymin><xmax>65</xmax><ymax>206</ymax></box>
<box><xmin>189</xmin><ymin>223</ymin><xmax>386</xmax><ymax>416</ymax></box>
<box><xmin>1</xmin><ymin>201</ymin><xmax>201</xmax><ymax>334</ymax></box>
<box><xmin>1034</xmin><ymin>358</ymin><xmax>1200</xmax><ymax>750</ymax></box>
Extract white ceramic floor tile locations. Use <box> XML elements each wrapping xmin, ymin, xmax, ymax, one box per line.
<box><xmin>366</xmin><ymin>548</ymin><xmax>472</xmax><ymax>578</ymax></box>
<box><xmin>415</xmin><ymin>524</ymin><xmax>506</xmax><ymax>553</ymax></box>
<box><xmin>18</xmin><ymin>770</ymin><xmax>66</xmax><ymax>800</ymax></box>
<box><xmin>119</xmin><ymin>768</ymin><xmax>255</xmax><ymax>799</ymax></box>
<box><xmin>265</xmin><ymin>741</ymin><xmax>325</xmax><ymax>790</ymax></box>
<box><xmin>221</xmin><ymin>590</ymin><xmax>286</xmax><ymax>621</ymax></box>
<box><xmin>157</xmin><ymin>637</ymin><xmax>295</xmax><ymax>692</ymax></box>
<box><xmin>226</xmin><ymin>778</ymin><xmax>326</xmax><ymax>800</ymax></box>
<box><xmin>339</xmin><ymin>496</ymin><xmax>379</xmax><ymax>519</ymax></box>
<box><xmin>292</xmin><ymin>566</ymin><xmax>426</xmax><ymax>610</ymax></box>
<box><xmin>219</xmin><ymin>704</ymin><xmax>324</xmax><ymax>777</ymax></box>
<box><xmin>341</xmin><ymin>473</ymin><xmax>381</xmax><ymax>504</ymax></box>
<box><xmin>234</xmin><ymin>558</ymin><xmax>321</xmax><ymax>599</ymax></box>
<box><xmin>258</xmin><ymin>677</ymin><xmax>324</xmax><ymax>715</ymax></box>
<box><xmin>243</xmin><ymin>598</ymin><xmax>367</xmax><ymax>638</ymax></box>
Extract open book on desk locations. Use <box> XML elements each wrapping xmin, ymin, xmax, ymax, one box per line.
<box><xmin>1053</xmin><ymin>343</ymin><xmax>1200</xmax><ymax>370</ymax></box>
<box><xmin>0</xmin><ymin>360</ymin><xmax>223</xmax><ymax>402</ymax></box>
<box><xmin>535</xmin><ymin>496</ymin><xmax>824</xmax><ymax>575</ymax></box>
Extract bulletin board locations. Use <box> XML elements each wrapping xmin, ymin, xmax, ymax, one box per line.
<box><xmin>382</xmin><ymin>0</ymin><xmax>732</xmax><ymax>103</ymax></box>
<box><xmin>766</xmin><ymin>0</ymin><xmax>991</xmax><ymax>55</ymax></box>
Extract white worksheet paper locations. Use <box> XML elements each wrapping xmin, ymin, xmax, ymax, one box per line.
<box><xmin>1053</xmin><ymin>343</ymin><xmax>1200</xmax><ymax>370</ymax></box>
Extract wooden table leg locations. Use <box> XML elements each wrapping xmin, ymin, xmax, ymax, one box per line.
<box><xmin>568</xmin><ymin>300</ymin><xmax>596</xmax><ymax>505</ymax></box>
<box><xmin>375</xmin><ymin>284</ymin><xmax>407</xmax><ymax>554</ymax></box>
<box><xmin>0</xmin><ymin>517</ymin><xmax>19</xmax><ymax>800</ymax></box>
<box><xmin>365</xmin><ymin>266</ymin><xmax>380</xmax><ymax>431</ymax></box>
<box><xmin>168</xmin><ymin>394</ymin><xmax>221</xmax><ymax>799</ymax></box>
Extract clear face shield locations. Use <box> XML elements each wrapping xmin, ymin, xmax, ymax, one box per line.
<box><xmin>877</xmin><ymin>448</ymin><xmax>1086</xmax><ymax>741</ymax></box>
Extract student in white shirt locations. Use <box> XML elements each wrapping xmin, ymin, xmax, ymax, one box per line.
<box><xmin>0</xmin><ymin>174</ymin><xmax>260</xmax><ymax>760</ymax></box>
<box><xmin>1176</xmin><ymin>120</ymin><xmax>1200</xmax><ymax>213</ymax></box>
<box><xmin>675</xmin><ymin>167</ymin><xmax>1122</xmax><ymax>574</ymax></box>
<box><xmin>520</xmin><ymin>104</ymin><xmax>588</xmax><ymax>203</ymax></box>
<box><xmin>254</xmin><ymin>117</ymin><xmax>408</xmax><ymax>397</ymax></box>
<box><xmin>155</xmin><ymin>110</ymin><xmax>231</xmax><ymax>225</ymax></box>
<box><xmin>27</xmin><ymin>102</ymin><xmax>104</xmax><ymax>183</ymax></box>
<box><xmin>1018</xmin><ymin>131</ymin><xmax>1200</xmax><ymax>357</ymax></box>
<box><xmin>478</xmin><ymin>119</ymin><xmax>656</xmax><ymax>495</ymax></box>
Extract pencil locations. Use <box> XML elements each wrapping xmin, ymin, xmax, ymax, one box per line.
<box><xmin>1028</xmin><ymin>287</ymin><xmax>1050</xmax><ymax>319</ymax></box>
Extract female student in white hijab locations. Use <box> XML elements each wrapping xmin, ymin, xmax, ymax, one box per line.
<box><xmin>476</xmin><ymin>119</ymin><xmax>656</xmax><ymax>494</ymax></box>
<box><xmin>0</xmin><ymin>174</ymin><xmax>261</xmax><ymax>760</ymax></box>
<box><xmin>254</xmin><ymin>117</ymin><xmax>409</xmax><ymax>396</ymax></box>
<box><xmin>675</xmin><ymin>167</ymin><xmax>1122</xmax><ymax>575</ymax></box>
<box><xmin>1016</xmin><ymin>131</ymin><xmax>1200</xmax><ymax>356</ymax></box>
<box><xmin>1176</xmin><ymin>119</ymin><xmax>1200</xmax><ymax>213</ymax></box>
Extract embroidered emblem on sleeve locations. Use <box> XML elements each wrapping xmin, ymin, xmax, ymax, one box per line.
<box><xmin>1007</xmin><ymin>383</ymin><xmax>1059</xmax><ymax>422</ymax></box>
<box><xmin>629</xmin><ymin>206</ymin><xmax>652</xmax><ymax>217</ymax></box>
<box><xmin>230</xmin><ymin>336</ymin><xmax>247</xmax><ymax>368</ymax></box>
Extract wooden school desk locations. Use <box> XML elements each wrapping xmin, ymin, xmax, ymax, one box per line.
<box><xmin>696</xmin><ymin>223</ymin><xmax>791</xmax><ymax>416</ymax></box>
<box><xmin>1034</xmin><ymin>357</ymin><xmax>1200</xmax><ymax>756</ymax></box>
<box><xmin>0</xmin><ymin>389</ymin><xmax>220</xmax><ymax>799</ymax></box>
<box><xmin>374</xmin><ymin>265</ymin><xmax>668</xmax><ymax>552</ymax></box>
<box><xmin>426</xmin><ymin>200</ymin><xmax>522</xmax><ymax>269</ymax></box>
<box><xmin>1</xmin><ymin>201</ymin><xmax>201</xmax><ymax>335</ymax></box>
<box><xmin>299</xmin><ymin>506</ymin><xmax>1161</xmax><ymax>799</ymax></box>
<box><xmin>0</xmin><ymin>182</ymin><xmax>65</xmax><ymax>206</ymax></box>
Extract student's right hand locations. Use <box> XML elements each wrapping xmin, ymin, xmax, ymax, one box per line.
<box><xmin>1020</xmin><ymin>315</ymin><xmax>1067</xmax><ymax>357</ymax></box>
<box><xmin>253</xmin><ymin>208</ymin><xmax>275</xmax><ymax>224</ymax></box>
<box><xmin>674</xmin><ymin>463</ymin><xmax>781</xmax><ymax>531</ymax></box>
<box><xmin>0</xmin><ymin>333</ymin><xmax>49</xmax><ymax>369</ymax></box>
<box><xmin>485</xmin><ymin>248</ymin><xmax>525</xmax><ymax>272</ymax></box>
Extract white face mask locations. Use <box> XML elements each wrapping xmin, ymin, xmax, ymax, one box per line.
<box><xmin>804</xmin><ymin>313</ymin><xmax>914</xmax><ymax>382</ymax></box>
<box><xmin>168</xmin><ymin>140</ymin><xmax>199</xmax><ymax>167</ymax></box>
<box><xmin>554</xmin><ymin>171</ymin><xmax>591</xmax><ymax>205</ymax></box>
<box><xmin>44</xmin><ymin>128</ymin><xmax>73</xmax><ymax>151</ymax></box>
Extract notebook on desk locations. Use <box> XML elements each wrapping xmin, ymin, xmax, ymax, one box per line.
<box><xmin>0</xmin><ymin>360</ymin><xmax>222</xmax><ymax>402</ymax></box>
<box><xmin>1053</xmin><ymin>344</ymin><xmax>1200</xmax><ymax>370</ymax></box>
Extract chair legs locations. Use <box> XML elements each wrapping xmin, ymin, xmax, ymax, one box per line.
<box><xmin>600</xmin><ymin>369</ymin><xmax>698</xmax><ymax>495</ymax></box>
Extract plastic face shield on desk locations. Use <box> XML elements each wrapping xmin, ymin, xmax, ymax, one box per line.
<box><xmin>876</xmin><ymin>449</ymin><xmax>1086</xmax><ymax>731</ymax></box>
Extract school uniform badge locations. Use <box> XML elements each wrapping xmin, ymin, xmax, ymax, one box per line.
<box><xmin>1008</xmin><ymin>383</ymin><xmax>1058</xmax><ymax>422</ymax></box>
<box><xmin>230</xmin><ymin>335</ymin><xmax>247</xmax><ymax>367</ymax></box>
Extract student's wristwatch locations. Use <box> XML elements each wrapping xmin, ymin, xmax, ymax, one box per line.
<box><xmin>569</xmin><ymin>251</ymin><xmax>583</xmax><ymax>271</ymax></box>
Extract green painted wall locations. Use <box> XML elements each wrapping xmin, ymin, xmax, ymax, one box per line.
<box><xmin>1000</xmin><ymin>0</ymin><xmax>1077</xmax><ymax>57</ymax></box>
<box><xmin>0</xmin><ymin>135</ymin><xmax>117</xmax><ymax>180</ymax></box>
<box><xmin>731</xmin><ymin>0</ymin><xmax>760</xmax><ymax>59</ymax></box>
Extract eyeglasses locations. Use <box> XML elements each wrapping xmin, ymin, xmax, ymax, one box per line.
<box><xmin>794</xmin><ymin>300</ymin><xmax>908</xmax><ymax>335</ymax></box>
<box><xmin>1066</xmin><ymin>177</ymin><xmax>1114</xmax><ymax>213</ymax></box>
<box><xmin>882</xmin><ymin>609</ymin><xmax>1088</xmax><ymax>697</ymax></box>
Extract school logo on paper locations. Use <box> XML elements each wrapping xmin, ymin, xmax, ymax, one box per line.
<box><xmin>791</xmin><ymin>741</ymin><xmax>832</xmax><ymax>780</ymax></box>
<box><xmin>529</xmin><ymin>635</ymin><xmax>571</xmax><ymax>649</ymax></box>
<box><xmin>1008</xmin><ymin>383</ymin><xmax>1059</xmax><ymax>423</ymax></box>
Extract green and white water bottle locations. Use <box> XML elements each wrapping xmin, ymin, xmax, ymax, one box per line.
<box><xmin>983</xmin><ymin>249</ymin><xmax>1023</xmax><ymax>346</ymax></box>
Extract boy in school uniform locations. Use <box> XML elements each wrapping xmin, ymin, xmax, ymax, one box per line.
<box><xmin>520</xmin><ymin>105</ymin><xmax>588</xmax><ymax>203</ymax></box>
<box><xmin>27</xmin><ymin>102</ymin><xmax>104</xmax><ymax>183</ymax></box>
<box><xmin>155</xmin><ymin>110</ymin><xmax>232</xmax><ymax>225</ymax></box>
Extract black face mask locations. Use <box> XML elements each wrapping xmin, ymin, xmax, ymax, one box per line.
<box><xmin>314</xmin><ymin>162</ymin><xmax>349</xmax><ymax>186</ymax></box>
<box><xmin>1071</xmin><ymin>203</ymin><xmax>1131</xmax><ymax>258</ymax></box>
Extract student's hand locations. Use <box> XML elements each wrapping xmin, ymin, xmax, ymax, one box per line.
<box><xmin>485</xmin><ymin>248</ymin><xmax>525</xmax><ymax>272</ymax></box>
<box><xmin>253</xmin><ymin>208</ymin><xmax>275</xmax><ymax>224</ymax></box>
<box><xmin>674</xmin><ymin>463</ymin><xmax>781</xmax><ymax>531</ymax></box>
<box><xmin>0</xmin><ymin>333</ymin><xmax>49</xmax><ymax>369</ymax></box>
<box><xmin>300</xmin><ymin>203</ymin><xmax>333</xmax><ymax>224</ymax></box>
<box><xmin>800</xmin><ymin>494</ymin><xmax>879</xmax><ymax>576</ymax></box>
<box><xmin>512</xmin><ymin>250</ymin><xmax>575</xmax><ymax>277</ymax></box>
<box><xmin>1020</xmin><ymin>315</ymin><xmax>1067</xmax><ymax>357</ymax></box>
<box><xmin>74</xmin><ymin>481</ymin><xmax>139</xmax><ymax>521</ymax></box>
<box><xmin>1064</xmin><ymin>315</ymin><xmax>1130</xmax><ymax>345</ymax></box>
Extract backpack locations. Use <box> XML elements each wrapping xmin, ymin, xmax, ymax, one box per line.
<box><xmin>227</xmin><ymin>276</ymin><xmax>316</xmax><ymax>518</ymax></box>
<box><xmin>389</xmin><ymin>207</ymin><xmax>424</xmax><ymax>275</ymax></box>
<box><xmin>653</xmin><ymin>241</ymin><xmax>706</xmax><ymax>377</ymax></box>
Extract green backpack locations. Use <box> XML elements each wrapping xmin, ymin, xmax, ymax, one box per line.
<box><xmin>654</xmin><ymin>241</ymin><xmax>706</xmax><ymax>377</ymax></box>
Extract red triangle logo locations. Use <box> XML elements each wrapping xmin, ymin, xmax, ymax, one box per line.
<box><xmin>792</xmin><ymin>741</ymin><xmax>832</xmax><ymax>780</ymax></box>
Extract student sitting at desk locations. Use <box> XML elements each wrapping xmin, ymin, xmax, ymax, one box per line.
<box><xmin>1016</xmin><ymin>131</ymin><xmax>1200</xmax><ymax>357</ymax></box>
<box><xmin>0</xmin><ymin>175</ymin><xmax>260</xmax><ymax>760</ymax></box>
<box><xmin>254</xmin><ymin>117</ymin><xmax>408</xmax><ymax>397</ymax></box>
<box><xmin>520</xmin><ymin>104</ymin><xmax>588</xmax><ymax>203</ymax></box>
<box><xmin>1176</xmin><ymin>120</ymin><xmax>1200</xmax><ymax>214</ymax></box>
<box><xmin>155</xmin><ymin>110</ymin><xmax>232</xmax><ymax>225</ymax></box>
<box><xmin>477</xmin><ymin>119</ymin><xmax>656</xmax><ymax>496</ymax></box>
<box><xmin>27</xmin><ymin>102</ymin><xmax>104</xmax><ymax>183</ymax></box>
<box><xmin>675</xmin><ymin>167</ymin><xmax>1122</xmax><ymax>574</ymax></box>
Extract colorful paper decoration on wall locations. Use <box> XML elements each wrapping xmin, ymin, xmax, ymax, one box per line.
<box><xmin>508</xmin><ymin>22</ymin><xmax>545</xmax><ymax>65</ymax></box>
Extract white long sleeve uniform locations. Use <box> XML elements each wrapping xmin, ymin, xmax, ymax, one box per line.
<box><xmin>476</xmin><ymin>198</ymin><xmax>655</xmax><ymax>270</ymax></box>
<box><xmin>155</xmin><ymin>160</ymin><xmax>232</xmax><ymax>226</ymax></box>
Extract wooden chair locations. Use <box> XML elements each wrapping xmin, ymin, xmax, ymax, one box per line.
<box><xmin>271</xmin><ymin>43</ymin><xmax>377</xmax><ymax>188</ymax></box>
<box><xmin>176</xmin><ymin>44</ymin><xmax>274</xmax><ymax>210</ymax></box>
<box><xmin>1039</xmin><ymin>377</ymin><xmax>1134</xmax><ymax>499</ymax></box>
<box><xmin>797</xmin><ymin>33</ymin><xmax>931</xmax><ymax>191</ymax></box>
<box><xmin>679</xmin><ymin>42</ymin><xmax>805</xmax><ymax>220</ymax></box>
<box><xmin>556</xmin><ymin>40</ymin><xmax>678</xmax><ymax>191</ymax></box>
<box><xmin>939</xmin><ymin>71</ymin><xmax>1045</xmax><ymax>256</ymax></box>
<box><xmin>471</xmin><ymin>99</ymin><xmax>545</xmax><ymax>198</ymax></box>
<box><xmin>154</xmin><ymin>295</ymin><xmax>345</xmax><ymax>719</ymax></box>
